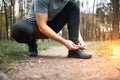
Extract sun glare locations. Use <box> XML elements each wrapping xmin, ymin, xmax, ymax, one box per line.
<box><xmin>100</xmin><ymin>40</ymin><xmax>120</xmax><ymax>58</ymax></box>
<box><xmin>110</xmin><ymin>45</ymin><xmax>120</xmax><ymax>58</ymax></box>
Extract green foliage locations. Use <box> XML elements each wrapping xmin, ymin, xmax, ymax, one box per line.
<box><xmin>37</xmin><ymin>40</ymin><xmax>62</xmax><ymax>51</ymax></box>
<box><xmin>86</xmin><ymin>41</ymin><xmax>102</xmax><ymax>51</ymax></box>
<box><xmin>0</xmin><ymin>40</ymin><xmax>28</xmax><ymax>64</ymax></box>
<box><xmin>0</xmin><ymin>40</ymin><xmax>61</xmax><ymax>70</ymax></box>
<box><xmin>0</xmin><ymin>40</ymin><xmax>61</xmax><ymax>63</ymax></box>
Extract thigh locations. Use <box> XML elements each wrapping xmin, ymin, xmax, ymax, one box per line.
<box><xmin>26</xmin><ymin>20</ymin><xmax>48</xmax><ymax>39</ymax></box>
<box><xmin>47</xmin><ymin>4</ymin><xmax>68</xmax><ymax>33</ymax></box>
<box><xmin>47</xmin><ymin>17</ymin><xmax>67</xmax><ymax>33</ymax></box>
<box><xmin>12</xmin><ymin>20</ymin><xmax>35</xmax><ymax>43</ymax></box>
<box><xmin>12</xmin><ymin>19</ymin><xmax>48</xmax><ymax>40</ymax></box>
<box><xmin>47</xmin><ymin>1</ymin><xmax>79</xmax><ymax>34</ymax></box>
<box><xmin>27</xmin><ymin>20</ymin><xmax>48</xmax><ymax>39</ymax></box>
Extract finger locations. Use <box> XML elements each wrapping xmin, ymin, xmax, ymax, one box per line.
<box><xmin>69</xmin><ymin>46</ymin><xmax>78</xmax><ymax>50</ymax></box>
<box><xmin>72</xmin><ymin>43</ymin><xmax>79</xmax><ymax>48</ymax></box>
<box><xmin>78</xmin><ymin>44</ymin><xmax>86</xmax><ymax>49</ymax></box>
<box><xmin>70</xmin><ymin>45</ymin><xmax>79</xmax><ymax>50</ymax></box>
<box><xmin>84</xmin><ymin>45</ymin><xmax>87</xmax><ymax>49</ymax></box>
<box><xmin>80</xmin><ymin>46</ymin><xmax>87</xmax><ymax>50</ymax></box>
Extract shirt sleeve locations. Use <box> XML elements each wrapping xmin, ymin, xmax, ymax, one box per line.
<box><xmin>33</xmin><ymin>0</ymin><xmax>48</xmax><ymax>13</ymax></box>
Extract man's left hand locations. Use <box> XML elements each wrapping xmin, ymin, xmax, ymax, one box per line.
<box><xmin>78</xmin><ymin>40</ymin><xmax>87</xmax><ymax>50</ymax></box>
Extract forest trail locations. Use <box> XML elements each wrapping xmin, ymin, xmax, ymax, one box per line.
<box><xmin>2</xmin><ymin>46</ymin><xmax>120</xmax><ymax>80</ymax></box>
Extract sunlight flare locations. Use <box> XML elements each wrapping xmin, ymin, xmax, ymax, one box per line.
<box><xmin>100</xmin><ymin>40</ymin><xmax>120</xmax><ymax>58</ymax></box>
<box><xmin>110</xmin><ymin>45</ymin><xmax>120</xmax><ymax>58</ymax></box>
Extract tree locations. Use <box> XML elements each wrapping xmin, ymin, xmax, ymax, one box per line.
<box><xmin>0</xmin><ymin>0</ymin><xmax>32</xmax><ymax>40</ymax></box>
<box><xmin>111</xmin><ymin>0</ymin><xmax>119</xmax><ymax>40</ymax></box>
<box><xmin>91</xmin><ymin>0</ymin><xmax>96</xmax><ymax>40</ymax></box>
<box><xmin>2</xmin><ymin>0</ymin><xmax>9</xmax><ymax>39</ymax></box>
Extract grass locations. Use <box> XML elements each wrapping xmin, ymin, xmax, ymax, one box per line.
<box><xmin>86</xmin><ymin>40</ymin><xmax>120</xmax><ymax>56</ymax></box>
<box><xmin>0</xmin><ymin>40</ymin><xmax>103</xmax><ymax>66</ymax></box>
<box><xmin>86</xmin><ymin>41</ymin><xmax>102</xmax><ymax>51</ymax></box>
<box><xmin>0</xmin><ymin>40</ymin><xmax>61</xmax><ymax>71</ymax></box>
<box><xmin>1</xmin><ymin>39</ymin><xmax>119</xmax><ymax>71</ymax></box>
<box><xmin>37</xmin><ymin>40</ymin><xmax>62</xmax><ymax>50</ymax></box>
<box><xmin>97</xmin><ymin>40</ymin><xmax>120</xmax><ymax>56</ymax></box>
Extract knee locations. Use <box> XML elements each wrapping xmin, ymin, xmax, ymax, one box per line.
<box><xmin>11</xmin><ymin>21</ymin><xmax>33</xmax><ymax>43</ymax></box>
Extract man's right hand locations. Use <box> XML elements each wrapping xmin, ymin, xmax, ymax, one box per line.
<box><xmin>64</xmin><ymin>40</ymin><xmax>79</xmax><ymax>50</ymax></box>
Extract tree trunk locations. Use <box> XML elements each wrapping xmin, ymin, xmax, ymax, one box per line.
<box><xmin>111</xmin><ymin>0</ymin><xmax>119</xmax><ymax>40</ymax></box>
<box><xmin>19</xmin><ymin>0</ymin><xmax>24</xmax><ymax>19</ymax></box>
<box><xmin>0</xmin><ymin>7</ymin><xmax>2</xmax><ymax>39</ymax></box>
<box><xmin>2</xmin><ymin>0</ymin><xmax>9</xmax><ymax>40</ymax></box>
<box><xmin>91</xmin><ymin>0</ymin><xmax>96</xmax><ymax>41</ymax></box>
<box><xmin>9</xmin><ymin>0</ymin><xmax>15</xmax><ymax>40</ymax></box>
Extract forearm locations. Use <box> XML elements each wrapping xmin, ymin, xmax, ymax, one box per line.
<box><xmin>38</xmin><ymin>24</ymin><xmax>79</xmax><ymax>50</ymax></box>
<box><xmin>39</xmin><ymin>24</ymin><xmax>67</xmax><ymax>45</ymax></box>
<box><xmin>35</xmin><ymin>12</ymin><xmax>67</xmax><ymax>45</ymax></box>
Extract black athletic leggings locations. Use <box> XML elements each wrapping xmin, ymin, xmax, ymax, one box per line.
<box><xmin>11</xmin><ymin>1</ymin><xmax>80</xmax><ymax>44</ymax></box>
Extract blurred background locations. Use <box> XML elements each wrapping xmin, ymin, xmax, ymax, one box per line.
<box><xmin>0</xmin><ymin>0</ymin><xmax>119</xmax><ymax>41</ymax></box>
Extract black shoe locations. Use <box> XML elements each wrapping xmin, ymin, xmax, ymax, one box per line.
<box><xmin>27</xmin><ymin>40</ymin><xmax>38</xmax><ymax>57</ymax></box>
<box><xmin>68</xmin><ymin>49</ymin><xmax>92</xmax><ymax>59</ymax></box>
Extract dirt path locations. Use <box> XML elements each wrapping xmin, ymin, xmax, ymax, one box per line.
<box><xmin>3</xmin><ymin>46</ymin><xmax>120</xmax><ymax>80</ymax></box>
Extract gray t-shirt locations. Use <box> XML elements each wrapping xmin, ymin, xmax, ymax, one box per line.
<box><xmin>27</xmin><ymin>0</ymin><xmax>70</xmax><ymax>21</ymax></box>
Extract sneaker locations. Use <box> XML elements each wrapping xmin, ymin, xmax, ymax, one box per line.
<box><xmin>68</xmin><ymin>49</ymin><xmax>92</xmax><ymax>59</ymax></box>
<box><xmin>27</xmin><ymin>40</ymin><xmax>38</xmax><ymax>57</ymax></box>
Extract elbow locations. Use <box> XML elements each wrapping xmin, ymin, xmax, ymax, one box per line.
<box><xmin>38</xmin><ymin>24</ymin><xmax>46</xmax><ymax>33</ymax></box>
<box><xmin>38</xmin><ymin>26</ymin><xmax>43</xmax><ymax>32</ymax></box>
<box><xmin>38</xmin><ymin>26</ymin><xmax>44</xmax><ymax>33</ymax></box>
